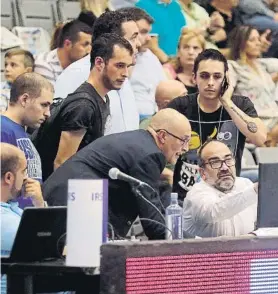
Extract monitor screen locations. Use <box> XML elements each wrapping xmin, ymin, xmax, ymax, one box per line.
<box><xmin>257</xmin><ymin>162</ymin><xmax>278</xmax><ymax>228</ymax></box>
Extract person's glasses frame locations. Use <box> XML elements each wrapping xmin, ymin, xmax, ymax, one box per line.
<box><xmin>203</xmin><ymin>156</ymin><xmax>235</xmax><ymax>169</ymax></box>
<box><xmin>154</xmin><ymin>128</ymin><xmax>190</xmax><ymax>145</ymax></box>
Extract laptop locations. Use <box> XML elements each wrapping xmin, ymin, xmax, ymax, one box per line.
<box><xmin>257</xmin><ymin>162</ymin><xmax>278</xmax><ymax>229</ymax></box>
<box><xmin>9</xmin><ymin>206</ymin><xmax>67</xmax><ymax>262</ymax></box>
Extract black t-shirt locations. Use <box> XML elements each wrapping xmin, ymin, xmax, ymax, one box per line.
<box><xmin>38</xmin><ymin>82</ymin><xmax>110</xmax><ymax>180</ymax></box>
<box><xmin>168</xmin><ymin>93</ymin><xmax>258</xmax><ymax>200</ymax></box>
<box><xmin>201</xmin><ymin>3</ymin><xmax>243</xmax><ymax>48</ymax></box>
<box><xmin>60</xmin><ymin>82</ymin><xmax>110</xmax><ymax>150</ymax></box>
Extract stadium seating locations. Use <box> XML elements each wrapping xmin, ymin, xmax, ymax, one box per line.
<box><xmin>254</xmin><ymin>147</ymin><xmax>278</xmax><ymax>163</ymax></box>
<box><xmin>242</xmin><ymin>148</ymin><xmax>258</xmax><ymax>169</ymax></box>
<box><xmin>16</xmin><ymin>0</ymin><xmax>58</xmax><ymax>33</ymax></box>
<box><xmin>1</xmin><ymin>0</ymin><xmax>18</xmax><ymax>29</ymax></box>
<box><xmin>57</xmin><ymin>0</ymin><xmax>80</xmax><ymax>22</ymax></box>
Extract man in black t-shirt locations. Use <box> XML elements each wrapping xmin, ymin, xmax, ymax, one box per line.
<box><xmin>37</xmin><ymin>34</ymin><xmax>134</xmax><ymax>180</ymax></box>
<box><xmin>168</xmin><ymin>49</ymin><xmax>267</xmax><ymax>200</ymax></box>
<box><xmin>43</xmin><ymin>109</ymin><xmax>192</xmax><ymax>240</ymax></box>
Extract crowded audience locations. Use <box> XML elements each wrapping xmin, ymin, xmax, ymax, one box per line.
<box><xmin>1</xmin><ymin>1</ymin><xmax>278</xmax><ymax>269</ymax></box>
<box><xmin>34</xmin><ymin>33</ymin><xmax>133</xmax><ymax>180</ymax></box>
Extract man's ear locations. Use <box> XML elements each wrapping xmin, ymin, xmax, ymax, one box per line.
<box><xmin>157</xmin><ymin>130</ymin><xmax>166</xmax><ymax>144</ymax></box>
<box><xmin>63</xmin><ymin>39</ymin><xmax>72</xmax><ymax>49</ymax></box>
<box><xmin>25</xmin><ymin>67</ymin><xmax>33</xmax><ymax>73</ymax></box>
<box><xmin>163</xmin><ymin>99</ymin><xmax>170</xmax><ymax>108</ymax></box>
<box><xmin>192</xmin><ymin>72</ymin><xmax>196</xmax><ymax>84</ymax></box>
<box><xmin>199</xmin><ymin>167</ymin><xmax>206</xmax><ymax>180</ymax></box>
<box><xmin>18</xmin><ymin>93</ymin><xmax>30</xmax><ymax>107</ymax></box>
<box><xmin>94</xmin><ymin>57</ymin><xmax>105</xmax><ymax>72</ymax></box>
<box><xmin>4</xmin><ymin>171</ymin><xmax>15</xmax><ymax>187</ymax></box>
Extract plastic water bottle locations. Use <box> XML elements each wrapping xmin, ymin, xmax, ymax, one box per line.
<box><xmin>165</xmin><ymin>193</ymin><xmax>183</xmax><ymax>240</ymax></box>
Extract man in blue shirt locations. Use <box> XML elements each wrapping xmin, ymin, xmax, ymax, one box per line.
<box><xmin>0</xmin><ymin>72</ymin><xmax>53</xmax><ymax>207</ymax></box>
<box><xmin>1</xmin><ymin>143</ymin><xmax>45</xmax><ymax>294</ymax></box>
<box><xmin>136</xmin><ymin>0</ymin><xmax>186</xmax><ymax>57</ymax></box>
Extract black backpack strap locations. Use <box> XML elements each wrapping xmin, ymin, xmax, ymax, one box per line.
<box><xmin>58</xmin><ymin>90</ymin><xmax>96</xmax><ymax>113</ymax></box>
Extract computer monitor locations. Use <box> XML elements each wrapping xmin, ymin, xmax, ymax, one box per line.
<box><xmin>9</xmin><ymin>207</ymin><xmax>67</xmax><ymax>262</ymax></box>
<box><xmin>257</xmin><ymin>162</ymin><xmax>278</xmax><ymax>228</ymax></box>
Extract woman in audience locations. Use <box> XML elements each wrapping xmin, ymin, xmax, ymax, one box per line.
<box><xmin>228</xmin><ymin>25</ymin><xmax>278</xmax><ymax>146</ymax></box>
<box><xmin>78</xmin><ymin>0</ymin><xmax>112</xmax><ymax>27</ymax></box>
<box><xmin>163</xmin><ymin>29</ymin><xmax>205</xmax><ymax>95</ymax></box>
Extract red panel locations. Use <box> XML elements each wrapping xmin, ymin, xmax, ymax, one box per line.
<box><xmin>126</xmin><ymin>250</ymin><xmax>278</xmax><ymax>294</ymax></box>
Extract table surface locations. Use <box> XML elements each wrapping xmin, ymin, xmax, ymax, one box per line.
<box><xmin>1</xmin><ymin>258</ymin><xmax>100</xmax><ymax>294</ymax></box>
<box><xmin>1</xmin><ymin>257</ymin><xmax>99</xmax><ymax>275</ymax></box>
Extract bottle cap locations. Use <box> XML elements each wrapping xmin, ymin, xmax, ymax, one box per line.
<box><xmin>170</xmin><ymin>192</ymin><xmax>178</xmax><ymax>200</ymax></box>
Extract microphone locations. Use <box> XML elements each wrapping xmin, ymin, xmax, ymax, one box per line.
<box><xmin>109</xmin><ymin>168</ymin><xmax>148</xmax><ymax>187</ymax></box>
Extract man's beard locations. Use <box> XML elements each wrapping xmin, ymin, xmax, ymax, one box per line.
<box><xmin>10</xmin><ymin>184</ymin><xmax>22</xmax><ymax>200</ymax></box>
<box><xmin>214</xmin><ymin>170</ymin><xmax>236</xmax><ymax>193</ymax></box>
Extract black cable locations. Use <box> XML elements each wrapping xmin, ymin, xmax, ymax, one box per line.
<box><xmin>133</xmin><ymin>187</ymin><xmax>165</xmax><ymax>222</ymax></box>
<box><xmin>56</xmin><ymin>223</ymin><xmax>118</xmax><ymax>252</ymax></box>
<box><xmin>108</xmin><ymin>222</ymin><xmax>115</xmax><ymax>242</ymax></box>
<box><xmin>135</xmin><ymin>182</ymin><xmax>167</xmax><ymax>211</ymax></box>
<box><xmin>56</xmin><ymin>232</ymin><xmax>67</xmax><ymax>260</ymax></box>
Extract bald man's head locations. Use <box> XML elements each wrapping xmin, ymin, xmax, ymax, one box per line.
<box><xmin>1</xmin><ymin>143</ymin><xmax>26</xmax><ymax>179</ymax></box>
<box><xmin>148</xmin><ymin>108</ymin><xmax>191</xmax><ymax>164</ymax></box>
<box><xmin>1</xmin><ymin>143</ymin><xmax>27</xmax><ymax>202</ymax></box>
<box><xmin>149</xmin><ymin>108</ymin><xmax>190</xmax><ymax>133</ymax></box>
<box><xmin>155</xmin><ymin>80</ymin><xmax>187</xmax><ymax>110</ymax></box>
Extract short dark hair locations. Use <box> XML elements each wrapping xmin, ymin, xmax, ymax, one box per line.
<box><xmin>228</xmin><ymin>25</ymin><xmax>255</xmax><ymax>61</ymax></box>
<box><xmin>120</xmin><ymin>7</ymin><xmax>154</xmax><ymax>24</ymax></box>
<box><xmin>193</xmin><ymin>49</ymin><xmax>228</xmax><ymax>75</ymax></box>
<box><xmin>90</xmin><ymin>33</ymin><xmax>133</xmax><ymax>68</ymax></box>
<box><xmin>92</xmin><ymin>10</ymin><xmax>135</xmax><ymax>40</ymax></box>
<box><xmin>10</xmin><ymin>72</ymin><xmax>54</xmax><ymax>104</ymax></box>
<box><xmin>5</xmin><ymin>48</ymin><xmax>35</xmax><ymax>70</ymax></box>
<box><xmin>1</xmin><ymin>143</ymin><xmax>21</xmax><ymax>178</ymax></box>
<box><xmin>57</xmin><ymin>20</ymin><xmax>92</xmax><ymax>48</ymax></box>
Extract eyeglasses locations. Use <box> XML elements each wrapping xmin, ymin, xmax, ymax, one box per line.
<box><xmin>203</xmin><ymin>156</ymin><xmax>235</xmax><ymax>169</ymax></box>
<box><xmin>154</xmin><ymin>129</ymin><xmax>190</xmax><ymax>145</ymax></box>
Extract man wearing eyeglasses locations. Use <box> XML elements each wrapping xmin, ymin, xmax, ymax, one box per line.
<box><xmin>43</xmin><ymin>108</ymin><xmax>191</xmax><ymax>240</ymax></box>
<box><xmin>183</xmin><ymin>140</ymin><xmax>258</xmax><ymax>238</ymax></box>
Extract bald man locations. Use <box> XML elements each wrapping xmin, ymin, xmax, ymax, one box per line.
<box><xmin>1</xmin><ymin>143</ymin><xmax>45</xmax><ymax>255</ymax></box>
<box><xmin>183</xmin><ymin>140</ymin><xmax>258</xmax><ymax>238</ymax></box>
<box><xmin>43</xmin><ymin>109</ymin><xmax>191</xmax><ymax>240</ymax></box>
<box><xmin>139</xmin><ymin>80</ymin><xmax>187</xmax><ymax>130</ymax></box>
<box><xmin>155</xmin><ymin>80</ymin><xmax>187</xmax><ymax>111</ymax></box>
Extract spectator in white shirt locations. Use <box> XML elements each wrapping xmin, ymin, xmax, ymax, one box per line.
<box><xmin>183</xmin><ymin>139</ymin><xmax>258</xmax><ymax>238</ymax></box>
<box><xmin>128</xmin><ymin>7</ymin><xmax>167</xmax><ymax>119</ymax></box>
<box><xmin>35</xmin><ymin>20</ymin><xmax>92</xmax><ymax>85</ymax></box>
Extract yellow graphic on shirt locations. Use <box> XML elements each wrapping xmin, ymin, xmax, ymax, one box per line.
<box><xmin>208</xmin><ymin>126</ymin><xmax>218</xmax><ymax>139</ymax></box>
<box><xmin>189</xmin><ymin>127</ymin><xmax>218</xmax><ymax>150</ymax></box>
<box><xmin>189</xmin><ymin>131</ymin><xmax>201</xmax><ymax>150</ymax></box>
